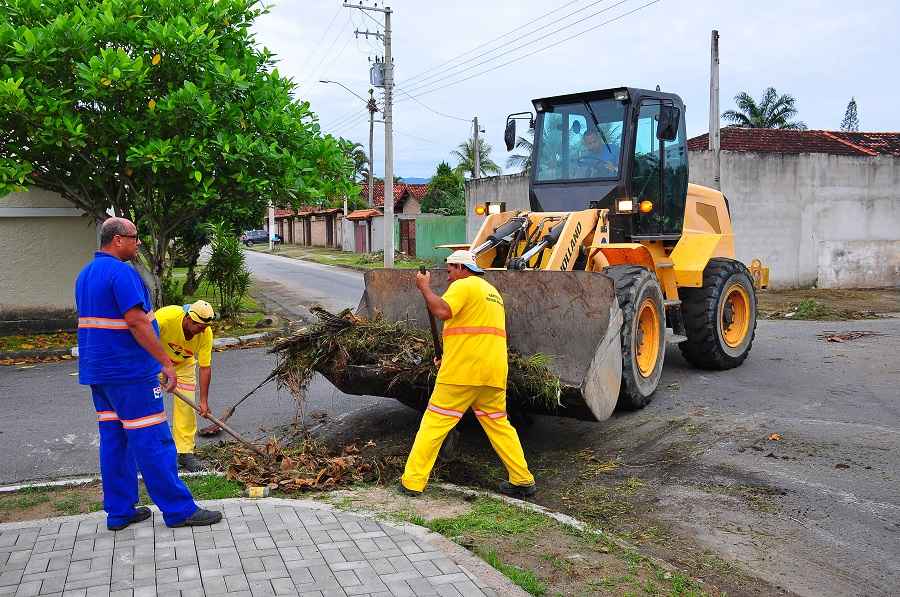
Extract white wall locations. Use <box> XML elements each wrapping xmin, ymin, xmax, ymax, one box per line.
<box><xmin>691</xmin><ymin>151</ymin><xmax>900</xmax><ymax>288</ymax></box>
<box><xmin>465</xmin><ymin>173</ymin><xmax>530</xmax><ymax>241</ymax></box>
<box><xmin>1</xmin><ymin>189</ymin><xmax>97</xmax><ymax>329</ymax></box>
<box><xmin>341</xmin><ymin>218</ymin><xmax>355</xmax><ymax>252</ymax></box>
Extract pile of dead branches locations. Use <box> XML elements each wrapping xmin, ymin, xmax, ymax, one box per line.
<box><xmin>269</xmin><ymin>307</ymin><xmax>562</xmax><ymax>412</ymax></box>
<box><xmin>202</xmin><ymin>437</ymin><xmax>380</xmax><ymax>491</ymax></box>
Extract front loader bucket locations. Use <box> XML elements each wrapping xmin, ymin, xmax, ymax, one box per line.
<box><xmin>322</xmin><ymin>269</ymin><xmax>623</xmax><ymax>422</ymax></box>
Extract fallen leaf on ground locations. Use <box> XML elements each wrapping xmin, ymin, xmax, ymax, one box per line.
<box><xmin>768</xmin><ymin>433</ymin><xmax>782</xmax><ymax>441</ymax></box>
<box><xmin>818</xmin><ymin>330</ymin><xmax>881</xmax><ymax>343</ymax></box>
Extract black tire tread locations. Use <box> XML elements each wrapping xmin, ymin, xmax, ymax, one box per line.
<box><xmin>678</xmin><ymin>258</ymin><xmax>757</xmax><ymax>370</ymax></box>
<box><xmin>605</xmin><ymin>265</ymin><xmax>664</xmax><ymax>410</ymax></box>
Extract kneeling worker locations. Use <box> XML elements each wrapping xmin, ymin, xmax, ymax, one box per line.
<box><xmin>156</xmin><ymin>300</ymin><xmax>215</xmax><ymax>472</ymax></box>
<box><xmin>401</xmin><ymin>250</ymin><xmax>537</xmax><ymax>497</ymax></box>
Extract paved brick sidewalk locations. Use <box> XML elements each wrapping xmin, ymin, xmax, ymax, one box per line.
<box><xmin>0</xmin><ymin>498</ymin><xmax>526</xmax><ymax>597</ymax></box>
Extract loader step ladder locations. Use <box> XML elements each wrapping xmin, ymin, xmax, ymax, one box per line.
<box><xmin>666</xmin><ymin>330</ymin><xmax>687</xmax><ymax>344</ymax></box>
<box><xmin>664</xmin><ymin>299</ymin><xmax>682</xmax><ymax>307</ymax></box>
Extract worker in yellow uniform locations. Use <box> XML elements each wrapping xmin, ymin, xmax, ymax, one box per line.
<box><xmin>401</xmin><ymin>250</ymin><xmax>537</xmax><ymax>498</ymax></box>
<box><xmin>155</xmin><ymin>300</ymin><xmax>215</xmax><ymax>472</ymax></box>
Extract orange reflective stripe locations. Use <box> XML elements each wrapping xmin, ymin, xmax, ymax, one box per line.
<box><xmin>473</xmin><ymin>409</ymin><xmax>507</xmax><ymax>420</ymax></box>
<box><xmin>120</xmin><ymin>412</ymin><xmax>167</xmax><ymax>430</ymax></box>
<box><xmin>96</xmin><ymin>410</ymin><xmax>119</xmax><ymax>422</ymax></box>
<box><xmin>78</xmin><ymin>316</ymin><xmax>129</xmax><ymax>330</ymax></box>
<box><xmin>427</xmin><ymin>404</ymin><xmax>464</xmax><ymax>419</ymax></box>
<box><xmin>442</xmin><ymin>326</ymin><xmax>506</xmax><ymax>338</ymax></box>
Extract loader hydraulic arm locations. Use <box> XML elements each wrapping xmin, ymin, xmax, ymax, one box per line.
<box><xmin>471</xmin><ymin>215</ymin><xmax>530</xmax><ymax>256</ymax></box>
<box><xmin>508</xmin><ymin>217</ymin><xmax>568</xmax><ymax>270</ymax></box>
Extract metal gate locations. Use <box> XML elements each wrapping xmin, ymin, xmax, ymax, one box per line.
<box><xmin>399</xmin><ymin>219</ymin><xmax>416</xmax><ymax>257</ymax></box>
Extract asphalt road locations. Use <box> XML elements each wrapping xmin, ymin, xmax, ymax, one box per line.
<box><xmin>2</xmin><ymin>249</ymin><xmax>897</xmax><ymax>595</ymax></box>
<box><xmin>0</xmin><ymin>348</ymin><xmax>384</xmax><ymax>485</ymax></box>
<box><xmin>244</xmin><ymin>249</ymin><xmax>364</xmax><ymax>319</ymax></box>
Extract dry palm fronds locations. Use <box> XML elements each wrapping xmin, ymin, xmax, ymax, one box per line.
<box><xmin>269</xmin><ymin>307</ymin><xmax>563</xmax><ymax>412</ymax></box>
<box><xmin>202</xmin><ymin>437</ymin><xmax>380</xmax><ymax>491</ymax></box>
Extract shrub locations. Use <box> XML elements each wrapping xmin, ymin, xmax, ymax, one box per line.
<box><xmin>202</xmin><ymin>221</ymin><xmax>251</xmax><ymax>319</ymax></box>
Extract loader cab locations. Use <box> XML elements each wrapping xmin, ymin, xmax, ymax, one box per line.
<box><xmin>521</xmin><ymin>87</ymin><xmax>689</xmax><ymax>242</ymax></box>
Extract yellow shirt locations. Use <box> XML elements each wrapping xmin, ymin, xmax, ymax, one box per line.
<box><xmin>155</xmin><ymin>305</ymin><xmax>213</xmax><ymax>368</ymax></box>
<box><xmin>435</xmin><ymin>276</ymin><xmax>507</xmax><ymax>389</ymax></box>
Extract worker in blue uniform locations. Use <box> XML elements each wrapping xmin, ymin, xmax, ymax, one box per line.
<box><xmin>75</xmin><ymin>217</ymin><xmax>222</xmax><ymax>531</ymax></box>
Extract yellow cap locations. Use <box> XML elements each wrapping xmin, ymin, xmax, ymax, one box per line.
<box><xmin>187</xmin><ymin>300</ymin><xmax>215</xmax><ymax>324</ymax></box>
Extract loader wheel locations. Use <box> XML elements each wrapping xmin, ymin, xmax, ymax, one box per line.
<box><xmin>679</xmin><ymin>259</ymin><xmax>757</xmax><ymax>370</ymax></box>
<box><xmin>605</xmin><ymin>265</ymin><xmax>666</xmax><ymax>410</ymax></box>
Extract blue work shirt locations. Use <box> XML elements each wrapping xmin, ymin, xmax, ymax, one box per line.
<box><xmin>75</xmin><ymin>252</ymin><xmax>161</xmax><ymax>385</ymax></box>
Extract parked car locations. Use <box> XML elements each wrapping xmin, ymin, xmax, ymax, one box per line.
<box><xmin>240</xmin><ymin>229</ymin><xmax>282</xmax><ymax>246</ymax></box>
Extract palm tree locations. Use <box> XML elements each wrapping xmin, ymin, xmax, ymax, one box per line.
<box><xmin>722</xmin><ymin>87</ymin><xmax>807</xmax><ymax>130</ymax></box>
<box><xmin>345</xmin><ymin>142</ymin><xmax>370</xmax><ymax>182</ymax></box>
<box><xmin>505</xmin><ymin>127</ymin><xmax>534</xmax><ymax>171</ymax></box>
<box><xmin>451</xmin><ymin>138</ymin><xmax>502</xmax><ymax>178</ymax></box>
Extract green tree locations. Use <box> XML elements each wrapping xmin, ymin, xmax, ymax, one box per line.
<box><xmin>505</xmin><ymin>127</ymin><xmax>534</xmax><ymax>171</ymax></box>
<box><xmin>420</xmin><ymin>162</ymin><xmax>464</xmax><ymax>216</ymax></box>
<box><xmin>451</xmin><ymin>138</ymin><xmax>501</xmax><ymax>178</ymax></box>
<box><xmin>722</xmin><ymin>87</ymin><xmax>807</xmax><ymax>130</ymax></box>
<box><xmin>201</xmin><ymin>220</ymin><xmax>249</xmax><ymax>320</ymax></box>
<box><xmin>840</xmin><ymin>97</ymin><xmax>859</xmax><ymax>132</ymax></box>
<box><xmin>343</xmin><ymin>140</ymin><xmax>370</xmax><ymax>182</ymax></box>
<box><xmin>0</xmin><ymin>0</ymin><xmax>356</xmax><ymax>298</ymax></box>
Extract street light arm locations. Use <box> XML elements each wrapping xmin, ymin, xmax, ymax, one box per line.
<box><xmin>319</xmin><ymin>79</ymin><xmax>370</xmax><ymax>105</ymax></box>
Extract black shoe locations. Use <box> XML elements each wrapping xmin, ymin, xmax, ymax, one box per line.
<box><xmin>107</xmin><ymin>506</ymin><xmax>152</xmax><ymax>531</ymax></box>
<box><xmin>168</xmin><ymin>508</ymin><xmax>223</xmax><ymax>528</ymax></box>
<box><xmin>498</xmin><ymin>481</ymin><xmax>537</xmax><ymax>498</ymax></box>
<box><xmin>398</xmin><ymin>483</ymin><xmax>422</xmax><ymax>497</ymax></box>
<box><xmin>178</xmin><ymin>453</ymin><xmax>204</xmax><ymax>472</ymax></box>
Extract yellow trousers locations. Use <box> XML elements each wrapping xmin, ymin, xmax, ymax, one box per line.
<box><xmin>401</xmin><ymin>383</ymin><xmax>535</xmax><ymax>492</ymax></box>
<box><xmin>171</xmin><ymin>361</ymin><xmax>198</xmax><ymax>454</ymax></box>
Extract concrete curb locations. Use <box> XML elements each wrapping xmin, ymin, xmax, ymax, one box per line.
<box><xmin>0</xmin><ymin>347</ymin><xmax>73</xmax><ymax>360</ymax></box>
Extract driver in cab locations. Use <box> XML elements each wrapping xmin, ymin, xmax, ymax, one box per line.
<box><xmin>574</xmin><ymin>128</ymin><xmax>618</xmax><ymax>178</ymax></box>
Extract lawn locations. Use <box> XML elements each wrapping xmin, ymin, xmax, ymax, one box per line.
<box><xmin>169</xmin><ymin>267</ymin><xmax>275</xmax><ymax>337</ymax></box>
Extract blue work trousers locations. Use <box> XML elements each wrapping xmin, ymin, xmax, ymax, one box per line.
<box><xmin>91</xmin><ymin>379</ymin><xmax>197</xmax><ymax>527</ymax></box>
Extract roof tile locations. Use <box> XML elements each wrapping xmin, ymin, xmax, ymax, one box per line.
<box><xmin>687</xmin><ymin>128</ymin><xmax>900</xmax><ymax>156</ymax></box>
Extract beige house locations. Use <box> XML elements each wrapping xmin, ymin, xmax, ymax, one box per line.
<box><xmin>270</xmin><ymin>207</ymin><xmax>342</xmax><ymax>248</ymax></box>
<box><xmin>0</xmin><ymin>189</ymin><xmax>97</xmax><ymax>332</ymax></box>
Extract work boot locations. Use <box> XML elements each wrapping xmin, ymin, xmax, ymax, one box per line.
<box><xmin>178</xmin><ymin>453</ymin><xmax>204</xmax><ymax>472</ymax></box>
<box><xmin>397</xmin><ymin>483</ymin><xmax>422</xmax><ymax>497</ymax></box>
<box><xmin>107</xmin><ymin>506</ymin><xmax>152</xmax><ymax>531</ymax></box>
<box><xmin>498</xmin><ymin>481</ymin><xmax>537</xmax><ymax>498</ymax></box>
<box><xmin>169</xmin><ymin>508</ymin><xmax>223</xmax><ymax>528</ymax></box>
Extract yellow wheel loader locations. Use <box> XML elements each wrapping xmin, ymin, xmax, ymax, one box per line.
<box><xmin>332</xmin><ymin>87</ymin><xmax>768</xmax><ymax>421</ymax></box>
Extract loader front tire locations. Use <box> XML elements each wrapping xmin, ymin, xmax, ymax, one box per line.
<box><xmin>605</xmin><ymin>265</ymin><xmax>665</xmax><ymax>410</ymax></box>
<box><xmin>679</xmin><ymin>258</ymin><xmax>757</xmax><ymax>370</ymax></box>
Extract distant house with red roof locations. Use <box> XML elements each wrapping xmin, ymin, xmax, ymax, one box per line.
<box><xmin>360</xmin><ymin>181</ymin><xmax>429</xmax><ymax>214</ymax></box>
<box><xmin>687</xmin><ymin>128</ymin><xmax>900</xmax><ymax>157</ymax></box>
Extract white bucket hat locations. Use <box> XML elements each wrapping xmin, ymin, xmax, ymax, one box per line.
<box><xmin>446</xmin><ymin>250</ymin><xmax>484</xmax><ymax>274</ymax></box>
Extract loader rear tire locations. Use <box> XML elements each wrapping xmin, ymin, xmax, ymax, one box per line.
<box><xmin>605</xmin><ymin>265</ymin><xmax>665</xmax><ymax>410</ymax></box>
<box><xmin>679</xmin><ymin>259</ymin><xmax>757</xmax><ymax>370</ymax></box>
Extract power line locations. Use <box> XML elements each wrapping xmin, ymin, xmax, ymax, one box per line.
<box><xmin>401</xmin><ymin>0</ymin><xmax>633</xmax><ymax>96</ymax></box>
<box><xmin>309</xmin><ymin>34</ymin><xmax>354</xmax><ymax>88</ymax></box>
<box><xmin>294</xmin><ymin>3</ymin><xmax>343</xmax><ymax>83</ymax></box>
<box><xmin>299</xmin><ymin>13</ymin><xmax>352</xmax><ymax>88</ymax></box>
<box><xmin>399</xmin><ymin>0</ymin><xmax>662</xmax><ymax>100</ymax></box>
<box><xmin>394</xmin><ymin>87</ymin><xmax>471</xmax><ymax>122</ymax></box>
<box><xmin>403</xmin><ymin>0</ymin><xmax>614</xmax><ymax>91</ymax></box>
<box><xmin>401</xmin><ymin>0</ymin><xmax>584</xmax><ymax>86</ymax></box>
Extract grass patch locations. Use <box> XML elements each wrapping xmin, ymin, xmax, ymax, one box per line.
<box><xmin>480</xmin><ymin>548</ymin><xmax>547</xmax><ymax>596</ymax></box>
<box><xmin>182</xmin><ymin>475</ymin><xmax>244</xmax><ymax>500</ymax></box>
<box><xmin>0</xmin><ymin>487</ymin><xmax>54</xmax><ymax>512</ymax></box>
<box><xmin>425</xmin><ymin>497</ymin><xmax>548</xmax><ymax>539</ymax></box>
<box><xmin>170</xmin><ymin>267</ymin><xmax>273</xmax><ymax>337</ymax></box>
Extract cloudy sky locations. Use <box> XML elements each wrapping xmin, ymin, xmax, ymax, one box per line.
<box><xmin>253</xmin><ymin>0</ymin><xmax>899</xmax><ymax>179</ymax></box>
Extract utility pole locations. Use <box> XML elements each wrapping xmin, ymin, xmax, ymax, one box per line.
<box><xmin>367</xmin><ymin>88</ymin><xmax>377</xmax><ymax>208</ymax></box>
<box><xmin>472</xmin><ymin>116</ymin><xmax>480</xmax><ymax>180</ymax></box>
<box><xmin>709</xmin><ymin>29</ymin><xmax>721</xmax><ymax>191</ymax></box>
<box><xmin>268</xmin><ymin>204</ymin><xmax>275</xmax><ymax>251</ymax></box>
<box><xmin>346</xmin><ymin>2</ymin><xmax>393</xmax><ymax>268</ymax></box>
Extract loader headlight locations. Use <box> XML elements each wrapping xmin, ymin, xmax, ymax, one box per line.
<box><xmin>639</xmin><ymin>200</ymin><xmax>654</xmax><ymax>213</ymax></box>
<box><xmin>613</xmin><ymin>90</ymin><xmax>629</xmax><ymax>102</ymax></box>
<box><xmin>488</xmin><ymin>203</ymin><xmax>503</xmax><ymax>215</ymax></box>
<box><xmin>617</xmin><ymin>199</ymin><xmax>634</xmax><ymax>213</ymax></box>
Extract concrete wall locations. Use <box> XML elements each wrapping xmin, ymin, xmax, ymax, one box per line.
<box><xmin>690</xmin><ymin>151</ymin><xmax>900</xmax><ymax>288</ymax></box>
<box><xmin>464</xmin><ymin>173</ymin><xmax>529</xmax><ymax>241</ymax></box>
<box><xmin>341</xmin><ymin>219</ymin><xmax>355</xmax><ymax>252</ymax></box>
<box><xmin>402</xmin><ymin>197</ymin><xmax>421</xmax><ymax>215</ymax></box>
<box><xmin>0</xmin><ymin>189</ymin><xmax>97</xmax><ymax>331</ymax></box>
